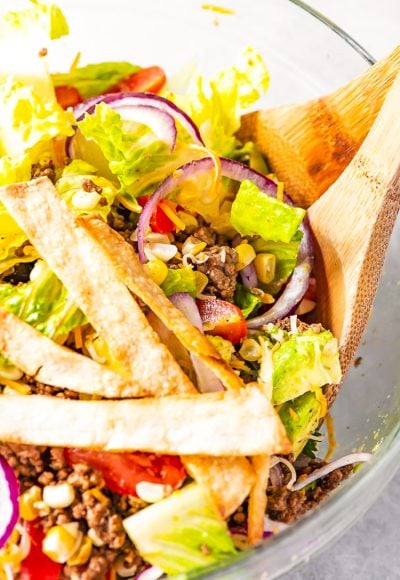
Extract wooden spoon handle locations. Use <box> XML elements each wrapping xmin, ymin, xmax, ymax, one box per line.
<box><xmin>308</xmin><ymin>72</ymin><xmax>400</xmax><ymax>397</ymax></box>
<box><xmin>240</xmin><ymin>46</ymin><xmax>400</xmax><ymax>208</ymax></box>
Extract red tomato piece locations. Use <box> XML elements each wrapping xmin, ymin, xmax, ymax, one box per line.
<box><xmin>20</xmin><ymin>521</ymin><xmax>62</xmax><ymax>580</ymax></box>
<box><xmin>137</xmin><ymin>195</ymin><xmax>176</xmax><ymax>234</ymax></box>
<box><xmin>109</xmin><ymin>66</ymin><xmax>166</xmax><ymax>94</ymax></box>
<box><xmin>64</xmin><ymin>449</ymin><xmax>186</xmax><ymax>496</ymax></box>
<box><xmin>54</xmin><ymin>85</ymin><xmax>82</xmax><ymax>109</ymax></box>
<box><xmin>197</xmin><ymin>298</ymin><xmax>247</xmax><ymax>344</ymax></box>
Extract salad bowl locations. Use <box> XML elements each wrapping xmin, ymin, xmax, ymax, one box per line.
<box><xmin>51</xmin><ymin>1</ymin><xmax>400</xmax><ymax>576</ymax></box>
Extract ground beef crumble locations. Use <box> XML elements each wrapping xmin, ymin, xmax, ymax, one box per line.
<box><xmin>197</xmin><ymin>245</ymin><xmax>238</xmax><ymax>302</ymax></box>
<box><xmin>31</xmin><ymin>159</ymin><xmax>56</xmax><ymax>183</ymax></box>
<box><xmin>0</xmin><ymin>443</ymin><xmax>145</xmax><ymax>579</ymax></box>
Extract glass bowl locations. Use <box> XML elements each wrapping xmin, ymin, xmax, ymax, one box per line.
<box><xmin>51</xmin><ymin>1</ymin><xmax>400</xmax><ymax>577</ymax></box>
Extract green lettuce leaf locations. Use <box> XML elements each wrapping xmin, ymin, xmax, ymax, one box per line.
<box><xmin>230</xmin><ymin>180</ymin><xmax>305</xmax><ymax>244</ymax></box>
<box><xmin>206</xmin><ymin>335</ymin><xmax>234</xmax><ymax>362</ymax></box>
<box><xmin>123</xmin><ymin>483</ymin><xmax>237</xmax><ymax>575</ymax></box>
<box><xmin>170</xmin><ymin>47</ymin><xmax>269</xmax><ymax>158</ymax></box>
<box><xmin>161</xmin><ymin>268</ymin><xmax>197</xmax><ymax>297</ymax></box>
<box><xmin>279</xmin><ymin>392</ymin><xmax>322</xmax><ymax>459</ymax></box>
<box><xmin>56</xmin><ymin>160</ymin><xmax>118</xmax><ymax>219</ymax></box>
<box><xmin>51</xmin><ymin>61</ymin><xmax>140</xmax><ymax>99</ymax></box>
<box><xmin>271</xmin><ymin>329</ymin><xmax>342</xmax><ymax>406</ymax></box>
<box><xmin>0</xmin><ymin>260</ymin><xmax>85</xmax><ymax>340</ymax></box>
<box><xmin>234</xmin><ymin>284</ymin><xmax>262</xmax><ymax>318</ymax></box>
<box><xmin>251</xmin><ymin>230</ymin><xmax>302</xmax><ymax>294</ymax></box>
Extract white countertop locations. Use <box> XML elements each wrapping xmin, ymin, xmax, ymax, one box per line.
<box><xmin>286</xmin><ymin>2</ymin><xmax>400</xmax><ymax>579</ymax></box>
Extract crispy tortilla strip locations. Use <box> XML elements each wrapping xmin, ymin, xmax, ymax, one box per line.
<box><xmin>183</xmin><ymin>455</ymin><xmax>255</xmax><ymax>518</ymax></box>
<box><xmin>0</xmin><ymin>387</ymin><xmax>291</xmax><ymax>455</ymax></box>
<box><xmin>80</xmin><ymin>215</ymin><xmax>244</xmax><ymax>391</ymax></box>
<box><xmin>0</xmin><ymin>307</ymin><xmax>154</xmax><ymax>398</ymax></box>
<box><xmin>248</xmin><ymin>455</ymin><xmax>270</xmax><ymax>545</ymax></box>
<box><xmin>0</xmin><ymin>178</ymin><xmax>194</xmax><ymax>397</ymax></box>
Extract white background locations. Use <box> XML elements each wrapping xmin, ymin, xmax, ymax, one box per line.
<box><xmin>287</xmin><ymin>2</ymin><xmax>400</xmax><ymax>579</ymax></box>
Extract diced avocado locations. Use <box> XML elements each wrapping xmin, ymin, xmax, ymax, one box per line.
<box><xmin>272</xmin><ymin>330</ymin><xmax>342</xmax><ymax>406</ymax></box>
<box><xmin>123</xmin><ymin>483</ymin><xmax>237</xmax><ymax>576</ymax></box>
<box><xmin>279</xmin><ymin>391</ymin><xmax>322</xmax><ymax>458</ymax></box>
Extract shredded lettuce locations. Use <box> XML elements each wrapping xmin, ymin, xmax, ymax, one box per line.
<box><xmin>170</xmin><ymin>47</ymin><xmax>269</xmax><ymax>158</ymax></box>
<box><xmin>51</xmin><ymin>61</ymin><xmax>140</xmax><ymax>99</ymax></box>
<box><xmin>230</xmin><ymin>180</ymin><xmax>305</xmax><ymax>244</ymax></box>
<box><xmin>234</xmin><ymin>284</ymin><xmax>262</xmax><ymax>318</ymax></box>
<box><xmin>161</xmin><ymin>268</ymin><xmax>197</xmax><ymax>297</ymax></box>
<box><xmin>123</xmin><ymin>483</ymin><xmax>236</xmax><ymax>575</ymax></box>
<box><xmin>251</xmin><ymin>231</ymin><xmax>302</xmax><ymax>294</ymax></box>
<box><xmin>56</xmin><ymin>160</ymin><xmax>118</xmax><ymax>219</ymax></box>
<box><xmin>0</xmin><ymin>260</ymin><xmax>85</xmax><ymax>340</ymax></box>
<box><xmin>271</xmin><ymin>329</ymin><xmax>342</xmax><ymax>406</ymax></box>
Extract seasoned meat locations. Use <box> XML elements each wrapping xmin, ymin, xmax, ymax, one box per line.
<box><xmin>266</xmin><ymin>460</ymin><xmax>353</xmax><ymax>523</ymax></box>
<box><xmin>31</xmin><ymin>160</ymin><xmax>56</xmax><ymax>183</ymax></box>
<box><xmin>193</xmin><ymin>226</ymin><xmax>216</xmax><ymax>247</ymax></box>
<box><xmin>0</xmin><ymin>443</ymin><xmax>144</xmax><ymax>579</ymax></box>
<box><xmin>275</xmin><ymin>317</ymin><xmax>322</xmax><ymax>334</ymax></box>
<box><xmin>197</xmin><ymin>245</ymin><xmax>238</xmax><ymax>302</ymax></box>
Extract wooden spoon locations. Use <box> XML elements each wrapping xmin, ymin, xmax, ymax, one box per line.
<box><xmin>239</xmin><ymin>46</ymin><xmax>400</xmax><ymax>208</ymax></box>
<box><xmin>307</xmin><ymin>72</ymin><xmax>400</xmax><ymax>405</ymax></box>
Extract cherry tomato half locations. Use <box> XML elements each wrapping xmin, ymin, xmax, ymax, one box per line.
<box><xmin>64</xmin><ymin>449</ymin><xmax>186</xmax><ymax>496</ymax></box>
<box><xmin>197</xmin><ymin>298</ymin><xmax>247</xmax><ymax>344</ymax></box>
<box><xmin>20</xmin><ymin>521</ymin><xmax>62</xmax><ymax>580</ymax></box>
<box><xmin>108</xmin><ymin>66</ymin><xmax>166</xmax><ymax>94</ymax></box>
<box><xmin>138</xmin><ymin>195</ymin><xmax>176</xmax><ymax>234</ymax></box>
<box><xmin>55</xmin><ymin>85</ymin><xmax>82</xmax><ymax>109</ymax></box>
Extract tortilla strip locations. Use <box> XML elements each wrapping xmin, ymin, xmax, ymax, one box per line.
<box><xmin>0</xmin><ymin>178</ymin><xmax>194</xmax><ymax>397</ymax></box>
<box><xmin>0</xmin><ymin>387</ymin><xmax>291</xmax><ymax>455</ymax></box>
<box><xmin>248</xmin><ymin>455</ymin><xmax>270</xmax><ymax>545</ymax></box>
<box><xmin>79</xmin><ymin>215</ymin><xmax>244</xmax><ymax>391</ymax></box>
<box><xmin>183</xmin><ymin>455</ymin><xmax>255</xmax><ymax>518</ymax></box>
<box><xmin>0</xmin><ymin>307</ymin><xmax>155</xmax><ymax>399</ymax></box>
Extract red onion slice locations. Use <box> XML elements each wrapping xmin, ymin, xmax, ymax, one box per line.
<box><xmin>0</xmin><ymin>455</ymin><xmax>19</xmax><ymax>549</ymax></box>
<box><xmin>292</xmin><ymin>452</ymin><xmax>373</xmax><ymax>492</ymax></box>
<box><xmin>169</xmin><ymin>293</ymin><xmax>223</xmax><ymax>393</ymax></box>
<box><xmin>240</xmin><ymin>262</ymin><xmax>258</xmax><ymax>289</ymax></box>
<box><xmin>73</xmin><ymin>92</ymin><xmax>203</xmax><ymax>145</ymax></box>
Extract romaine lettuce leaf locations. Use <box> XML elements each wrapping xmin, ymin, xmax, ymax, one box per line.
<box><xmin>251</xmin><ymin>231</ymin><xmax>302</xmax><ymax>294</ymax></box>
<box><xmin>161</xmin><ymin>268</ymin><xmax>197</xmax><ymax>297</ymax></box>
<box><xmin>0</xmin><ymin>260</ymin><xmax>85</xmax><ymax>340</ymax></box>
<box><xmin>170</xmin><ymin>47</ymin><xmax>269</xmax><ymax>158</ymax></box>
<box><xmin>56</xmin><ymin>160</ymin><xmax>118</xmax><ymax>219</ymax></box>
<box><xmin>234</xmin><ymin>284</ymin><xmax>262</xmax><ymax>318</ymax></box>
<box><xmin>78</xmin><ymin>102</ymin><xmax>192</xmax><ymax>207</ymax></box>
<box><xmin>279</xmin><ymin>391</ymin><xmax>322</xmax><ymax>459</ymax></box>
<box><xmin>51</xmin><ymin>61</ymin><xmax>140</xmax><ymax>99</ymax></box>
<box><xmin>271</xmin><ymin>329</ymin><xmax>342</xmax><ymax>405</ymax></box>
<box><xmin>123</xmin><ymin>483</ymin><xmax>237</xmax><ymax>575</ymax></box>
<box><xmin>230</xmin><ymin>180</ymin><xmax>305</xmax><ymax>244</ymax></box>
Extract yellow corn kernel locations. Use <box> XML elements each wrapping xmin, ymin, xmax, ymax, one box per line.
<box><xmin>20</xmin><ymin>486</ymin><xmax>42</xmax><ymax>521</ymax></box>
<box><xmin>143</xmin><ymin>259</ymin><xmax>168</xmax><ymax>286</ymax></box>
<box><xmin>67</xmin><ymin>536</ymin><xmax>93</xmax><ymax>566</ymax></box>
<box><xmin>43</xmin><ymin>482</ymin><xmax>75</xmax><ymax>509</ymax></box>
<box><xmin>235</xmin><ymin>243</ymin><xmax>256</xmax><ymax>271</ymax></box>
<box><xmin>42</xmin><ymin>525</ymin><xmax>81</xmax><ymax>564</ymax></box>
<box><xmin>254</xmin><ymin>253</ymin><xmax>276</xmax><ymax>284</ymax></box>
<box><xmin>181</xmin><ymin>236</ymin><xmax>207</xmax><ymax>256</ymax></box>
<box><xmin>194</xmin><ymin>271</ymin><xmax>209</xmax><ymax>296</ymax></box>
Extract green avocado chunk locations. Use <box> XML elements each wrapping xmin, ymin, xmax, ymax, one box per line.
<box><xmin>123</xmin><ymin>483</ymin><xmax>237</xmax><ymax>576</ymax></box>
<box><xmin>279</xmin><ymin>391</ymin><xmax>322</xmax><ymax>459</ymax></box>
<box><xmin>272</xmin><ymin>330</ymin><xmax>342</xmax><ymax>406</ymax></box>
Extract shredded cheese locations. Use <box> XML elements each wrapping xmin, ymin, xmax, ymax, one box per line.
<box><xmin>324</xmin><ymin>412</ymin><xmax>337</xmax><ymax>461</ymax></box>
<box><xmin>73</xmin><ymin>327</ymin><xmax>83</xmax><ymax>350</ymax></box>
<box><xmin>159</xmin><ymin>200</ymin><xmax>186</xmax><ymax>231</ymax></box>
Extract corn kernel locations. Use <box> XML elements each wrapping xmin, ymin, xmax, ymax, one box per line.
<box><xmin>235</xmin><ymin>243</ymin><xmax>256</xmax><ymax>271</ymax></box>
<box><xmin>136</xmin><ymin>482</ymin><xmax>172</xmax><ymax>503</ymax></box>
<box><xmin>42</xmin><ymin>524</ymin><xmax>82</xmax><ymax>563</ymax></box>
<box><xmin>20</xmin><ymin>486</ymin><xmax>42</xmax><ymax>521</ymax></box>
<box><xmin>43</xmin><ymin>483</ymin><xmax>75</xmax><ymax>509</ymax></box>
<box><xmin>254</xmin><ymin>253</ymin><xmax>276</xmax><ymax>284</ymax></box>
<box><xmin>67</xmin><ymin>536</ymin><xmax>93</xmax><ymax>566</ymax></box>
<box><xmin>143</xmin><ymin>259</ymin><xmax>168</xmax><ymax>286</ymax></box>
<box><xmin>87</xmin><ymin>528</ymin><xmax>105</xmax><ymax>547</ymax></box>
<box><xmin>145</xmin><ymin>243</ymin><xmax>177</xmax><ymax>262</ymax></box>
<box><xmin>182</xmin><ymin>236</ymin><xmax>207</xmax><ymax>257</ymax></box>
<box><xmin>72</xmin><ymin>189</ymin><xmax>100</xmax><ymax>211</ymax></box>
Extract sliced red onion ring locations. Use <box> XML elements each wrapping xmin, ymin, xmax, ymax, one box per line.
<box><xmin>269</xmin><ymin>464</ymin><xmax>284</xmax><ymax>487</ymax></box>
<box><xmin>292</xmin><ymin>452</ymin><xmax>373</xmax><ymax>492</ymax></box>
<box><xmin>73</xmin><ymin>92</ymin><xmax>203</xmax><ymax>145</ymax></box>
<box><xmin>137</xmin><ymin>156</ymin><xmax>313</xmax><ymax>326</ymax></box>
<box><xmin>0</xmin><ymin>455</ymin><xmax>19</xmax><ymax>549</ymax></box>
<box><xmin>240</xmin><ymin>262</ymin><xmax>258</xmax><ymax>289</ymax></box>
<box><xmin>169</xmin><ymin>293</ymin><xmax>223</xmax><ymax>393</ymax></box>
